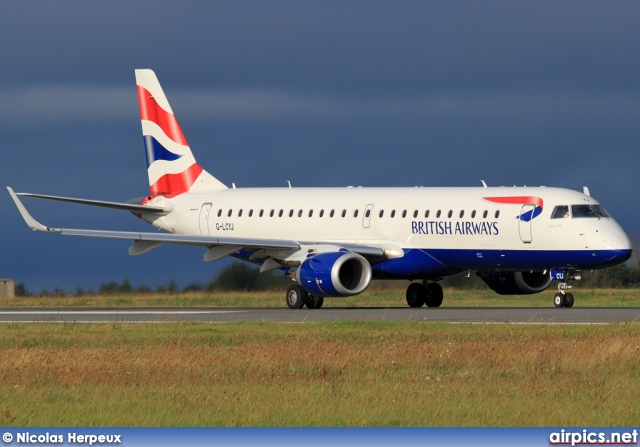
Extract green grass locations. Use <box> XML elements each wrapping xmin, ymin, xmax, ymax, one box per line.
<box><xmin>4</xmin><ymin>287</ymin><xmax>640</xmax><ymax>308</ymax></box>
<box><xmin>0</xmin><ymin>322</ymin><xmax>638</xmax><ymax>426</ymax></box>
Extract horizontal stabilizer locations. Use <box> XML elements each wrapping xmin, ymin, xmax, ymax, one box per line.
<box><xmin>13</xmin><ymin>191</ymin><xmax>170</xmax><ymax>214</ymax></box>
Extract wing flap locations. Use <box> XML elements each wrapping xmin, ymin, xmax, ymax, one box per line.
<box><xmin>60</xmin><ymin>228</ymin><xmax>301</xmax><ymax>249</ymax></box>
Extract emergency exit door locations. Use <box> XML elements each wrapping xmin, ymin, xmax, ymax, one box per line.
<box><xmin>199</xmin><ymin>203</ymin><xmax>212</xmax><ymax>236</ymax></box>
<box><xmin>518</xmin><ymin>204</ymin><xmax>534</xmax><ymax>243</ymax></box>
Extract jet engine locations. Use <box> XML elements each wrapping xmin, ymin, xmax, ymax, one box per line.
<box><xmin>476</xmin><ymin>271</ymin><xmax>552</xmax><ymax>295</ymax></box>
<box><xmin>294</xmin><ymin>251</ymin><xmax>372</xmax><ymax>297</ymax></box>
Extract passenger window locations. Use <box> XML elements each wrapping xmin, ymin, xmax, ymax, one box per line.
<box><xmin>341</xmin><ymin>210</ymin><xmax>346</xmax><ymax>218</ymax></box>
<box><xmin>391</xmin><ymin>210</ymin><xmax>396</xmax><ymax>218</ymax></box>
<box><xmin>402</xmin><ymin>210</ymin><xmax>407</xmax><ymax>218</ymax></box>
<box><xmin>459</xmin><ymin>210</ymin><xmax>464</xmax><ymax>218</ymax></box>
<box><xmin>448</xmin><ymin>210</ymin><xmax>453</xmax><ymax>218</ymax></box>
<box><xmin>217</xmin><ymin>209</ymin><xmax>222</xmax><ymax>217</ymax></box>
<box><xmin>354</xmin><ymin>210</ymin><xmax>359</xmax><ymax>218</ymax></box>
<box><xmin>471</xmin><ymin>210</ymin><xmax>476</xmax><ymax>218</ymax></box>
<box><xmin>309</xmin><ymin>210</ymin><xmax>313</xmax><ymax>217</ymax></box>
<box><xmin>483</xmin><ymin>210</ymin><xmax>488</xmax><ymax>218</ymax></box>
<box><xmin>436</xmin><ymin>210</ymin><xmax>441</xmax><ymax>218</ymax></box>
<box><xmin>413</xmin><ymin>210</ymin><xmax>418</xmax><ymax>218</ymax></box>
<box><xmin>228</xmin><ymin>209</ymin><xmax>232</xmax><ymax>217</ymax></box>
<box><xmin>551</xmin><ymin>205</ymin><xmax>570</xmax><ymax>219</ymax></box>
<box><xmin>320</xmin><ymin>210</ymin><xmax>324</xmax><ymax>217</ymax></box>
<box><xmin>259</xmin><ymin>209</ymin><xmax>264</xmax><ymax>217</ymax></box>
<box><xmin>495</xmin><ymin>210</ymin><xmax>500</xmax><ymax>218</ymax></box>
<box><xmin>249</xmin><ymin>209</ymin><xmax>253</xmax><ymax>217</ymax></box>
<box><xmin>269</xmin><ymin>210</ymin><xmax>274</xmax><ymax>217</ymax></box>
<box><xmin>238</xmin><ymin>209</ymin><xmax>243</xmax><ymax>217</ymax></box>
<box><xmin>365</xmin><ymin>209</ymin><xmax>371</xmax><ymax>218</ymax></box>
<box><xmin>425</xmin><ymin>210</ymin><xmax>430</xmax><ymax>218</ymax></box>
<box><xmin>289</xmin><ymin>209</ymin><xmax>293</xmax><ymax>217</ymax></box>
<box><xmin>279</xmin><ymin>209</ymin><xmax>283</xmax><ymax>217</ymax></box>
<box><xmin>330</xmin><ymin>210</ymin><xmax>335</xmax><ymax>218</ymax></box>
<box><xmin>379</xmin><ymin>210</ymin><xmax>384</xmax><ymax>218</ymax></box>
<box><xmin>298</xmin><ymin>210</ymin><xmax>303</xmax><ymax>217</ymax></box>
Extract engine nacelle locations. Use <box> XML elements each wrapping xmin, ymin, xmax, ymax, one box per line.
<box><xmin>476</xmin><ymin>271</ymin><xmax>552</xmax><ymax>295</ymax></box>
<box><xmin>294</xmin><ymin>251</ymin><xmax>372</xmax><ymax>297</ymax></box>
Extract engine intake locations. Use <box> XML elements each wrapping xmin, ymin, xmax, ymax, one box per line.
<box><xmin>295</xmin><ymin>251</ymin><xmax>372</xmax><ymax>297</ymax></box>
<box><xmin>476</xmin><ymin>271</ymin><xmax>552</xmax><ymax>295</ymax></box>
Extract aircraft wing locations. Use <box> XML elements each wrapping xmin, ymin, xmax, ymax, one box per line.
<box><xmin>7</xmin><ymin>187</ymin><xmax>384</xmax><ymax>258</ymax></box>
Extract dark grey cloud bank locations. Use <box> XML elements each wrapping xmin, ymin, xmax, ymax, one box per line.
<box><xmin>1</xmin><ymin>1</ymin><xmax>638</xmax><ymax>292</ymax></box>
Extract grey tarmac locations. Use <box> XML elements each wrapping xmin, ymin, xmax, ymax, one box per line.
<box><xmin>0</xmin><ymin>307</ymin><xmax>639</xmax><ymax>324</ymax></box>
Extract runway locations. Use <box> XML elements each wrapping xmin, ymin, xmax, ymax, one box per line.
<box><xmin>0</xmin><ymin>307</ymin><xmax>639</xmax><ymax>324</ymax></box>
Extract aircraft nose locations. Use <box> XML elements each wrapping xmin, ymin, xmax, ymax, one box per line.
<box><xmin>610</xmin><ymin>226</ymin><xmax>632</xmax><ymax>251</ymax></box>
<box><xmin>603</xmin><ymin>223</ymin><xmax>633</xmax><ymax>263</ymax></box>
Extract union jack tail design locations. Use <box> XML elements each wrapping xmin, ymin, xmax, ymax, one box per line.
<box><xmin>135</xmin><ymin>69</ymin><xmax>226</xmax><ymax>197</ymax></box>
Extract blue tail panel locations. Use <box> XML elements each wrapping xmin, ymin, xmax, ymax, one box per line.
<box><xmin>143</xmin><ymin>135</ymin><xmax>183</xmax><ymax>167</ymax></box>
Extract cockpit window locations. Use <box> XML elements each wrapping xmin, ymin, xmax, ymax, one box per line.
<box><xmin>551</xmin><ymin>205</ymin><xmax>570</xmax><ymax>219</ymax></box>
<box><xmin>596</xmin><ymin>206</ymin><xmax>612</xmax><ymax>218</ymax></box>
<box><xmin>571</xmin><ymin>204</ymin><xmax>611</xmax><ymax>219</ymax></box>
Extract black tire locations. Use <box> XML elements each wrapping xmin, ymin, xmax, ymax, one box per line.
<box><xmin>425</xmin><ymin>283</ymin><xmax>444</xmax><ymax>307</ymax></box>
<box><xmin>406</xmin><ymin>283</ymin><xmax>426</xmax><ymax>307</ymax></box>
<box><xmin>564</xmin><ymin>293</ymin><xmax>574</xmax><ymax>308</ymax></box>
<box><xmin>286</xmin><ymin>284</ymin><xmax>308</xmax><ymax>309</ymax></box>
<box><xmin>554</xmin><ymin>292</ymin><xmax>566</xmax><ymax>308</ymax></box>
<box><xmin>305</xmin><ymin>296</ymin><xmax>324</xmax><ymax>309</ymax></box>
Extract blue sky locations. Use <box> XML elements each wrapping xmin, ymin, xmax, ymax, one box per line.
<box><xmin>1</xmin><ymin>1</ymin><xmax>639</xmax><ymax>293</ymax></box>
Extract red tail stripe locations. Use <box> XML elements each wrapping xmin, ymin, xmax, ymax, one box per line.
<box><xmin>137</xmin><ymin>86</ymin><xmax>188</xmax><ymax>146</ymax></box>
<box><xmin>150</xmin><ymin>163</ymin><xmax>203</xmax><ymax>196</ymax></box>
<box><xmin>483</xmin><ymin>196</ymin><xmax>544</xmax><ymax>208</ymax></box>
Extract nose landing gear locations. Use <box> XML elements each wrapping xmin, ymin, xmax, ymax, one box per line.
<box><xmin>552</xmin><ymin>270</ymin><xmax>580</xmax><ymax>308</ymax></box>
<box><xmin>554</xmin><ymin>290</ymin><xmax>574</xmax><ymax>308</ymax></box>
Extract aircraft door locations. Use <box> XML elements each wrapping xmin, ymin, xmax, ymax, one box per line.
<box><xmin>199</xmin><ymin>203</ymin><xmax>212</xmax><ymax>236</ymax></box>
<box><xmin>363</xmin><ymin>204</ymin><xmax>374</xmax><ymax>228</ymax></box>
<box><xmin>518</xmin><ymin>204</ymin><xmax>534</xmax><ymax>243</ymax></box>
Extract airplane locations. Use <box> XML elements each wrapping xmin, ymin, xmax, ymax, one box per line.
<box><xmin>7</xmin><ymin>69</ymin><xmax>632</xmax><ymax>309</ymax></box>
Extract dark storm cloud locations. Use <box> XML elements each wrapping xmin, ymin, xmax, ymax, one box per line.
<box><xmin>1</xmin><ymin>1</ymin><xmax>639</xmax><ymax>94</ymax></box>
<box><xmin>0</xmin><ymin>1</ymin><xmax>638</xmax><ymax>292</ymax></box>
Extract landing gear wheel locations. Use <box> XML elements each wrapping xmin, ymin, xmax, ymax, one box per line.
<box><xmin>564</xmin><ymin>293</ymin><xmax>574</xmax><ymax>308</ymax></box>
<box><xmin>554</xmin><ymin>293</ymin><xmax>566</xmax><ymax>308</ymax></box>
<box><xmin>425</xmin><ymin>283</ymin><xmax>444</xmax><ymax>307</ymax></box>
<box><xmin>406</xmin><ymin>283</ymin><xmax>426</xmax><ymax>307</ymax></box>
<box><xmin>286</xmin><ymin>285</ymin><xmax>308</xmax><ymax>309</ymax></box>
<box><xmin>305</xmin><ymin>296</ymin><xmax>324</xmax><ymax>309</ymax></box>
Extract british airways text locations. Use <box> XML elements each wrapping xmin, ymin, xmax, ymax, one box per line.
<box><xmin>411</xmin><ymin>221</ymin><xmax>499</xmax><ymax>236</ymax></box>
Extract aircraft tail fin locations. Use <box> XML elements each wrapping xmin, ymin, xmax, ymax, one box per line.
<box><xmin>135</xmin><ymin>69</ymin><xmax>226</xmax><ymax>196</ymax></box>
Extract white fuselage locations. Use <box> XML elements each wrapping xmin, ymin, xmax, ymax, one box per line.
<box><xmin>142</xmin><ymin>186</ymin><xmax>631</xmax><ymax>278</ymax></box>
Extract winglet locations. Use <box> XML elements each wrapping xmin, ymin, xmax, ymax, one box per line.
<box><xmin>6</xmin><ymin>187</ymin><xmax>61</xmax><ymax>233</ymax></box>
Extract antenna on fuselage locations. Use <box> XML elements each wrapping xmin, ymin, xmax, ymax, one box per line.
<box><xmin>583</xmin><ymin>186</ymin><xmax>591</xmax><ymax>196</ymax></box>
<box><xmin>286</xmin><ymin>181</ymin><xmax>292</xmax><ymax>189</ymax></box>
<box><xmin>481</xmin><ymin>180</ymin><xmax>487</xmax><ymax>188</ymax></box>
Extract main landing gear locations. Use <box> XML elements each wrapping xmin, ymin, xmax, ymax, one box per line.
<box><xmin>405</xmin><ymin>281</ymin><xmax>444</xmax><ymax>308</ymax></box>
<box><xmin>286</xmin><ymin>284</ymin><xmax>324</xmax><ymax>310</ymax></box>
